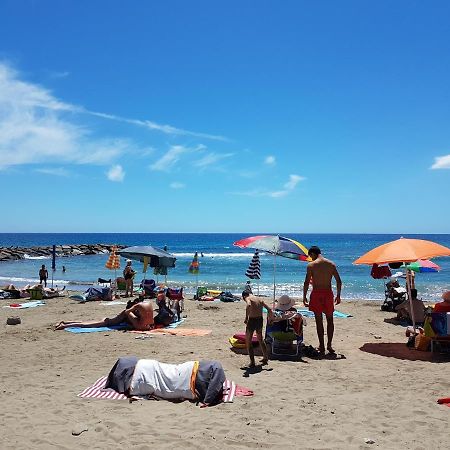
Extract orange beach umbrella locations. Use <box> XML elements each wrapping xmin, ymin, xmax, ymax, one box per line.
<box><xmin>105</xmin><ymin>246</ymin><xmax>121</xmax><ymax>270</ymax></box>
<box><xmin>354</xmin><ymin>237</ymin><xmax>450</xmax><ymax>329</ymax></box>
<box><xmin>353</xmin><ymin>238</ymin><xmax>450</xmax><ymax>265</ymax></box>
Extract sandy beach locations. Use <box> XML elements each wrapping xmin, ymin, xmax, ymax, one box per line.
<box><xmin>0</xmin><ymin>294</ymin><xmax>448</xmax><ymax>450</ymax></box>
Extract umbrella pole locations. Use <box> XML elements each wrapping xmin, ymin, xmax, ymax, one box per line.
<box><xmin>406</xmin><ymin>268</ymin><xmax>416</xmax><ymax>330</ymax></box>
<box><xmin>114</xmin><ymin>268</ymin><xmax>117</xmax><ymax>298</ymax></box>
<box><xmin>273</xmin><ymin>254</ymin><xmax>277</xmax><ymax>305</ymax></box>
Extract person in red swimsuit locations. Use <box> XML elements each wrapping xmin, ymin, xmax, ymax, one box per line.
<box><xmin>433</xmin><ymin>291</ymin><xmax>450</xmax><ymax>313</ymax></box>
<box><xmin>303</xmin><ymin>246</ymin><xmax>342</xmax><ymax>356</ymax></box>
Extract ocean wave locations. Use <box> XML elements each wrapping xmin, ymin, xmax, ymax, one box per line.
<box><xmin>0</xmin><ymin>276</ymin><xmax>91</xmax><ymax>286</ymax></box>
<box><xmin>173</xmin><ymin>252</ymin><xmax>262</xmax><ymax>258</ymax></box>
<box><xmin>23</xmin><ymin>254</ymin><xmax>50</xmax><ymax>260</ymax></box>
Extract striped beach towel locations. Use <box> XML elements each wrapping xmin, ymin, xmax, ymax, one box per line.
<box><xmin>78</xmin><ymin>376</ymin><xmax>253</xmax><ymax>403</ymax></box>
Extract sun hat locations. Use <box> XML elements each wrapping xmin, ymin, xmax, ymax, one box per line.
<box><xmin>274</xmin><ymin>294</ymin><xmax>295</xmax><ymax>311</ymax></box>
<box><xmin>442</xmin><ymin>291</ymin><xmax>450</xmax><ymax>302</ymax></box>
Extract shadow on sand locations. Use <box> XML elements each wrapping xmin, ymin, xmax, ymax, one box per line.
<box><xmin>360</xmin><ymin>342</ymin><xmax>450</xmax><ymax>363</ymax></box>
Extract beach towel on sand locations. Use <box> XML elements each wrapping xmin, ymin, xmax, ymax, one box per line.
<box><xmin>296</xmin><ymin>309</ymin><xmax>352</xmax><ymax>318</ymax></box>
<box><xmin>78</xmin><ymin>376</ymin><xmax>253</xmax><ymax>403</ymax></box>
<box><xmin>64</xmin><ymin>318</ymin><xmax>186</xmax><ymax>333</ymax></box>
<box><xmin>3</xmin><ymin>300</ymin><xmax>46</xmax><ymax>309</ymax></box>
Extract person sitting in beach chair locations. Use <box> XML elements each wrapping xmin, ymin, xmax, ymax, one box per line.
<box><xmin>166</xmin><ymin>287</ymin><xmax>184</xmax><ymax>320</ymax></box>
<box><xmin>140</xmin><ymin>279</ymin><xmax>157</xmax><ymax>297</ymax></box>
<box><xmin>105</xmin><ymin>356</ymin><xmax>226</xmax><ymax>407</ymax></box>
<box><xmin>395</xmin><ymin>288</ymin><xmax>425</xmax><ymax>325</ymax></box>
<box><xmin>265</xmin><ymin>295</ymin><xmax>304</xmax><ymax>357</ymax></box>
<box><xmin>54</xmin><ymin>301</ymin><xmax>154</xmax><ymax>331</ymax></box>
<box><xmin>154</xmin><ymin>291</ymin><xmax>175</xmax><ymax>326</ymax></box>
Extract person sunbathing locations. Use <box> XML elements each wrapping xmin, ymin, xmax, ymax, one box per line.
<box><xmin>55</xmin><ymin>301</ymin><xmax>154</xmax><ymax>331</ymax></box>
<box><xmin>105</xmin><ymin>356</ymin><xmax>226</xmax><ymax>407</ymax></box>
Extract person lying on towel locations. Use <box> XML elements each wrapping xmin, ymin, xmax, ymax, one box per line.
<box><xmin>105</xmin><ymin>357</ymin><xmax>226</xmax><ymax>407</ymax></box>
<box><xmin>54</xmin><ymin>301</ymin><xmax>154</xmax><ymax>331</ymax></box>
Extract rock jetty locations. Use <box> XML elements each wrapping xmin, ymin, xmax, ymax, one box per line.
<box><xmin>0</xmin><ymin>244</ymin><xmax>126</xmax><ymax>261</ymax></box>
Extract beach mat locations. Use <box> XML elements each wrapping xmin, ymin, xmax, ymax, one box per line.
<box><xmin>296</xmin><ymin>309</ymin><xmax>352</xmax><ymax>318</ymax></box>
<box><xmin>78</xmin><ymin>376</ymin><xmax>253</xmax><ymax>403</ymax></box>
<box><xmin>3</xmin><ymin>300</ymin><xmax>46</xmax><ymax>309</ymax></box>
<box><xmin>65</xmin><ymin>318</ymin><xmax>186</xmax><ymax>333</ymax></box>
<box><xmin>65</xmin><ymin>323</ymin><xmax>130</xmax><ymax>333</ymax></box>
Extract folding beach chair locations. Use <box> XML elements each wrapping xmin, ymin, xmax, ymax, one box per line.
<box><xmin>265</xmin><ymin>315</ymin><xmax>303</xmax><ymax>357</ymax></box>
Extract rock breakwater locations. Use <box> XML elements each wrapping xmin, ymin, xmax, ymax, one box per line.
<box><xmin>0</xmin><ymin>244</ymin><xmax>126</xmax><ymax>261</ymax></box>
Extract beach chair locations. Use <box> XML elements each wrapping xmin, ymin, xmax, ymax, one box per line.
<box><xmin>28</xmin><ymin>286</ymin><xmax>44</xmax><ymax>300</ymax></box>
<box><xmin>194</xmin><ymin>286</ymin><xmax>208</xmax><ymax>300</ymax></box>
<box><xmin>140</xmin><ymin>279</ymin><xmax>157</xmax><ymax>297</ymax></box>
<box><xmin>167</xmin><ymin>287</ymin><xmax>184</xmax><ymax>312</ymax></box>
<box><xmin>381</xmin><ymin>280</ymin><xmax>407</xmax><ymax>311</ymax></box>
<box><xmin>265</xmin><ymin>315</ymin><xmax>303</xmax><ymax>357</ymax></box>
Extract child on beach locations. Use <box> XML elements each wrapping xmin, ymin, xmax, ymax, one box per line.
<box><xmin>242</xmin><ymin>291</ymin><xmax>273</xmax><ymax>367</ymax></box>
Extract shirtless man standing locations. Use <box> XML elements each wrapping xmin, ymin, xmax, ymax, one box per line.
<box><xmin>242</xmin><ymin>291</ymin><xmax>274</xmax><ymax>367</ymax></box>
<box><xmin>303</xmin><ymin>246</ymin><xmax>342</xmax><ymax>356</ymax></box>
<box><xmin>55</xmin><ymin>301</ymin><xmax>154</xmax><ymax>331</ymax></box>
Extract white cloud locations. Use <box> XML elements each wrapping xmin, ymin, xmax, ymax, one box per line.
<box><xmin>86</xmin><ymin>111</ymin><xmax>228</xmax><ymax>141</ymax></box>
<box><xmin>431</xmin><ymin>154</ymin><xmax>450</xmax><ymax>169</ymax></box>
<box><xmin>284</xmin><ymin>174</ymin><xmax>305</xmax><ymax>190</ymax></box>
<box><xmin>193</xmin><ymin>152</ymin><xmax>234</xmax><ymax>168</ymax></box>
<box><xmin>230</xmin><ymin>174</ymin><xmax>305</xmax><ymax>198</ymax></box>
<box><xmin>149</xmin><ymin>144</ymin><xmax>205</xmax><ymax>172</ymax></box>
<box><xmin>264</xmin><ymin>155</ymin><xmax>276</xmax><ymax>165</ymax></box>
<box><xmin>35</xmin><ymin>167</ymin><xmax>70</xmax><ymax>177</ymax></box>
<box><xmin>107</xmin><ymin>164</ymin><xmax>125</xmax><ymax>182</ymax></box>
<box><xmin>0</xmin><ymin>63</ymin><xmax>136</xmax><ymax>169</ymax></box>
<box><xmin>0</xmin><ymin>62</ymin><xmax>227</xmax><ymax>171</ymax></box>
<box><xmin>170</xmin><ymin>182</ymin><xmax>185</xmax><ymax>189</ymax></box>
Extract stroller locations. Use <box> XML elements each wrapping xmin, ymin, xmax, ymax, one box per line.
<box><xmin>381</xmin><ymin>278</ymin><xmax>407</xmax><ymax>311</ymax></box>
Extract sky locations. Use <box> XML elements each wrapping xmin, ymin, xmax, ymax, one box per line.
<box><xmin>0</xmin><ymin>0</ymin><xmax>449</xmax><ymax>233</ymax></box>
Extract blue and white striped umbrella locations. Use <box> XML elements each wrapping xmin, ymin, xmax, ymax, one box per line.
<box><xmin>245</xmin><ymin>250</ymin><xmax>261</xmax><ymax>280</ymax></box>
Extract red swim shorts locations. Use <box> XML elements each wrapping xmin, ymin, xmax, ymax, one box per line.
<box><xmin>309</xmin><ymin>289</ymin><xmax>334</xmax><ymax>316</ymax></box>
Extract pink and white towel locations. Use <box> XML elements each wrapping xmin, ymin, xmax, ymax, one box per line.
<box><xmin>78</xmin><ymin>376</ymin><xmax>253</xmax><ymax>403</ymax></box>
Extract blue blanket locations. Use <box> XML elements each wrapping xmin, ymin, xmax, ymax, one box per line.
<box><xmin>65</xmin><ymin>318</ymin><xmax>186</xmax><ymax>333</ymax></box>
<box><xmin>3</xmin><ymin>300</ymin><xmax>46</xmax><ymax>309</ymax></box>
<box><xmin>65</xmin><ymin>323</ymin><xmax>130</xmax><ymax>333</ymax></box>
<box><xmin>296</xmin><ymin>309</ymin><xmax>352</xmax><ymax>318</ymax></box>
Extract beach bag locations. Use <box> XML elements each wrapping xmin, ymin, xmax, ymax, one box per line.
<box><xmin>414</xmin><ymin>333</ymin><xmax>431</xmax><ymax>351</ymax></box>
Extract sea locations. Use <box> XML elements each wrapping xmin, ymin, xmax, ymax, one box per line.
<box><xmin>0</xmin><ymin>233</ymin><xmax>449</xmax><ymax>301</ymax></box>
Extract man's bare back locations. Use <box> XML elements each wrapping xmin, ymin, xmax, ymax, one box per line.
<box><xmin>126</xmin><ymin>302</ymin><xmax>154</xmax><ymax>330</ymax></box>
<box><xmin>245</xmin><ymin>296</ymin><xmax>265</xmax><ymax>318</ymax></box>
<box><xmin>308</xmin><ymin>257</ymin><xmax>337</xmax><ymax>289</ymax></box>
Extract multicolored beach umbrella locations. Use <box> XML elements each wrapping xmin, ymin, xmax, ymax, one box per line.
<box><xmin>405</xmin><ymin>259</ymin><xmax>441</xmax><ymax>273</ymax></box>
<box><xmin>245</xmin><ymin>250</ymin><xmax>261</xmax><ymax>280</ymax></box>
<box><xmin>234</xmin><ymin>235</ymin><xmax>309</xmax><ymax>260</ymax></box>
<box><xmin>189</xmin><ymin>252</ymin><xmax>200</xmax><ymax>275</ymax></box>
<box><xmin>234</xmin><ymin>235</ymin><xmax>310</xmax><ymax>301</ymax></box>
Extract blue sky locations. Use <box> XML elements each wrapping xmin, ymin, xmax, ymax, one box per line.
<box><xmin>0</xmin><ymin>0</ymin><xmax>449</xmax><ymax>233</ymax></box>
